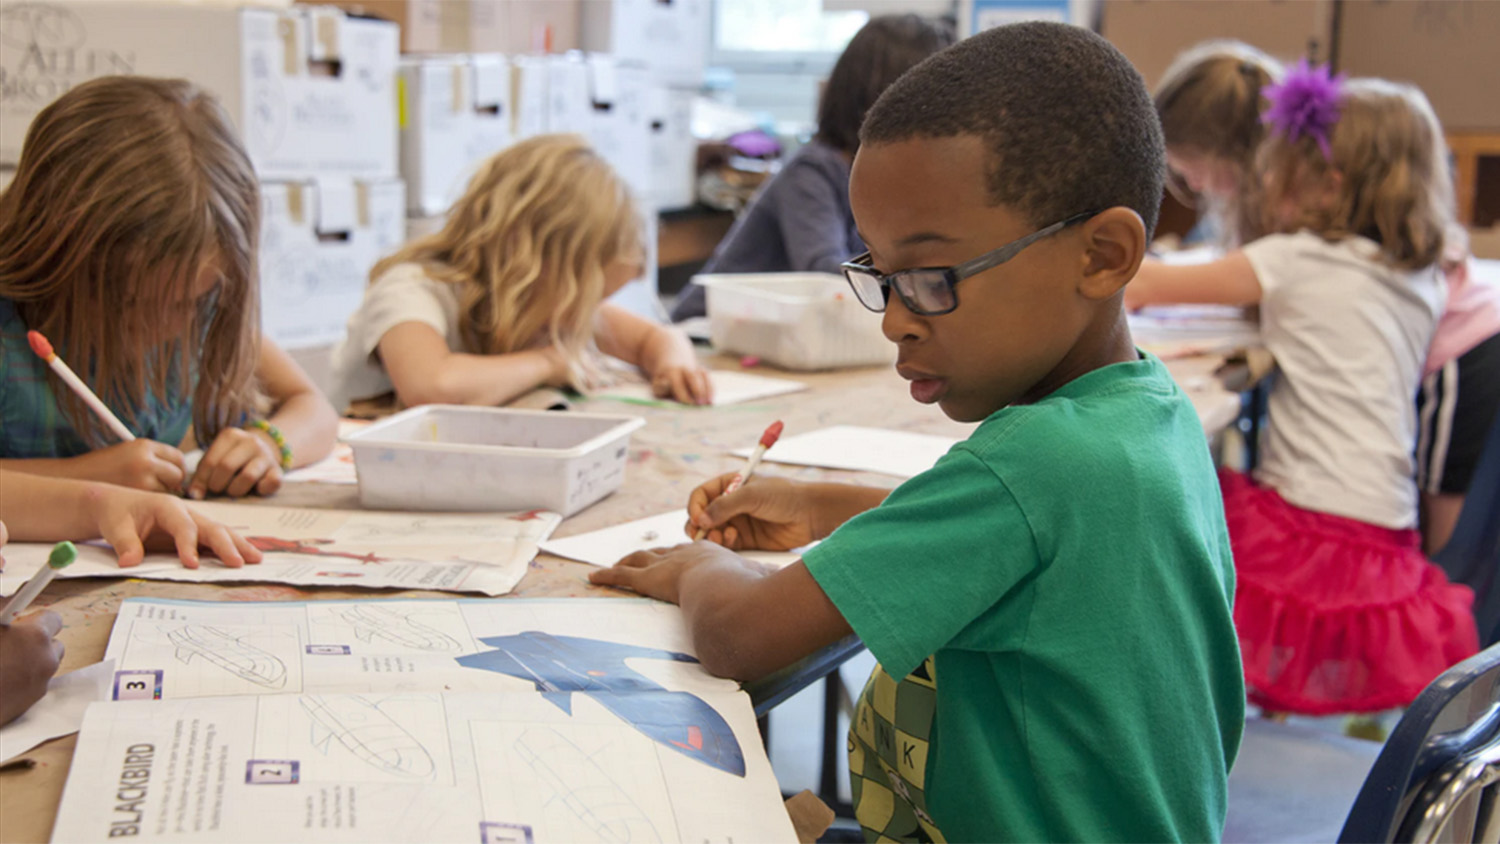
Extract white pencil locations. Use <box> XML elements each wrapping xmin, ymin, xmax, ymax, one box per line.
<box><xmin>0</xmin><ymin>542</ymin><xmax>77</xmax><ymax>626</ymax></box>
<box><xmin>28</xmin><ymin>331</ymin><xmax>135</xmax><ymax>443</ymax></box>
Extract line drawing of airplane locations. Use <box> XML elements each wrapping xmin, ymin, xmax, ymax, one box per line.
<box><xmin>299</xmin><ymin>695</ymin><xmax>436</xmax><ymax>779</ymax></box>
<box><xmin>166</xmin><ymin>625</ymin><xmax>287</xmax><ymax>689</ymax></box>
<box><xmin>331</xmin><ymin>604</ymin><xmax>463</xmax><ymax>651</ymax></box>
<box><xmin>514</xmin><ymin>727</ymin><xmax>661</xmax><ymax>842</ymax></box>
<box><xmin>455</xmin><ymin>632</ymin><xmax>745</xmax><ymax>776</ymax></box>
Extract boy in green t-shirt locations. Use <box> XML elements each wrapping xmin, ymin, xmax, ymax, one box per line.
<box><xmin>592</xmin><ymin>21</ymin><xmax>1244</xmax><ymax>843</ymax></box>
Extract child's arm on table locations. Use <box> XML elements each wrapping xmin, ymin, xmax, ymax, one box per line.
<box><xmin>376</xmin><ymin>322</ymin><xmax>570</xmax><ymax>408</ymax></box>
<box><xmin>1</xmin><ymin>442</ymin><xmax>187</xmax><ymax>494</ymax></box>
<box><xmin>1124</xmin><ymin>252</ymin><xmax>1263</xmax><ymax>310</ymax></box>
<box><xmin>590</xmin><ymin>475</ymin><xmax>886</xmax><ymax>681</ymax></box>
<box><xmin>0</xmin><ymin>470</ymin><xmax>260</xmax><ymax>569</ymax></box>
<box><xmin>594</xmin><ymin>304</ymin><xmax>713</xmax><ymax>405</ymax></box>
<box><xmin>188</xmin><ymin>339</ymin><xmax>339</xmax><ymax>499</ymax></box>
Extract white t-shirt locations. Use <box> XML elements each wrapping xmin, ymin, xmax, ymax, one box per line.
<box><xmin>1242</xmin><ymin>232</ymin><xmax>1446</xmax><ymax>529</ymax></box>
<box><xmin>327</xmin><ymin>263</ymin><xmax>466</xmax><ymax>411</ymax></box>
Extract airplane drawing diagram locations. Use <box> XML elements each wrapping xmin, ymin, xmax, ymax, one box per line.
<box><xmin>167</xmin><ymin>625</ymin><xmax>288</xmax><ymax>689</ymax></box>
<box><xmin>247</xmin><ymin>536</ymin><xmax>386</xmax><ymax>565</ymax></box>
<box><xmin>331</xmin><ymin>604</ymin><xmax>464</xmax><ymax>651</ymax></box>
<box><xmin>515</xmin><ymin>727</ymin><xmax>661</xmax><ymax>842</ymax></box>
<box><xmin>456</xmin><ymin>632</ymin><xmax>746</xmax><ymax>776</ymax></box>
<box><xmin>300</xmin><ymin>695</ymin><xmax>436</xmax><ymax>779</ymax></box>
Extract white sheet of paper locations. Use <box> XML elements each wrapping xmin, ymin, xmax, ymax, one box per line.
<box><xmin>540</xmin><ymin>510</ymin><xmax>807</xmax><ymax>569</ymax></box>
<box><xmin>0</xmin><ymin>502</ymin><xmax>561</xmax><ymax>598</ymax></box>
<box><xmin>102</xmin><ymin>597</ymin><xmax>738</xmax><ymax>700</ymax></box>
<box><xmin>1128</xmin><ymin>305</ymin><xmax>1260</xmax><ymax>346</ymax></box>
<box><xmin>597</xmin><ymin>370</ymin><xmax>808</xmax><ymax>407</ymax></box>
<box><xmin>55</xmin><ymin>689</ymin><xmax>796</xmax><ymax>843</ymax></box>
<box><xmin>736</xmin><ymin>425</ymin><xmax>959</xmax><ymax>478</ymax></box>
<box><xmin>0</xmin><ymin>659</ymin><xmax>113</xmax><ymax>764</ymax></box>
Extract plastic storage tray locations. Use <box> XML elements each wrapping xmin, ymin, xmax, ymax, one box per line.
<box><xmin>342</xmin><ymin>405</ymin><xmax>645</xmax><ymax>516</ymax></box>
<box><xmin>697</xmin><ymin>272</ymin><xmax>896</xmax><ymax>370</ymax></box>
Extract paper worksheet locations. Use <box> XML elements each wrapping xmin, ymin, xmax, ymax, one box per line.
<box><xmin>596</xmin><ymin>370</ymin><xmax>808</xmax><ymax>407</ymax></box>
<box><xmin>735</xmin><ymin>424</ymin><xmax>960</xmax><ymax>478</ymax></box>
<box><xmin>0</xmin><ymin>659</ymin><xmax>114</xmax><ymax>764</ymax></box>
<box><xmin>0</xmin><ymin>502</ymin><xmax>561</xmax><ymax>598</ymax></box>
<box><xmin>101</xmin><ymin>597</ymin><xmax>738</xmax><ymax>701</ymax></box>
<box><xmin>53</xmin><ymin>689</ymin><xmax>796</xmax><ymax>843</ymax></box>
<box><xmin>1128</xmin><ymin>304</ymin><xmax>1260</xmax><ymax>347</ymax></box>
<box><xmin>540</xmin><ymin>510</ymin><xmax>809</xmax><ymax>570</ymax></box>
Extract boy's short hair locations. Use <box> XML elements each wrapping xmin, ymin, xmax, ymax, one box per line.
<box><xmin>861</xmin><ymin>21</ymin><xmax>1166</xmax><ymax>236</ymax></box>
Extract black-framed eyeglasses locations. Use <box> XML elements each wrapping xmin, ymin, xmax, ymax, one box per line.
<box><xmin>840</xmin><ymin>210</ymin><xmax>1097</xmax><ymax>316</ymax></box>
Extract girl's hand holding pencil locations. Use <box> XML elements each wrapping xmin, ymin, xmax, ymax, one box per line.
<box><xmin>72</xmin><ymin>440</ymin><xmax>188</xmax><ymax>494</ymax></box>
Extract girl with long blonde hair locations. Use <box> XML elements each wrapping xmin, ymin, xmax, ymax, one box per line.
<box><xmin>1153</xmin><ymin>39</ymin><xmax>1282</xmax><ymax>248</ymax></box>
<box><xmin>0</xmin><ymin>76</ymin><xmax>338</xmax><ymax>499</ymax></box>
<box><xmin>1127</xmin><ymin>69</ymin><xmax>1477</xmax><ymax>715</ymax></box>
<box><xmin>330</xmin><ymin>134</ymin><xmax>710</xmax><ymax>410</ymax></box>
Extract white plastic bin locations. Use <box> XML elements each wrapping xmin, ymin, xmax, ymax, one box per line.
<box><xmin>696</xmin><ymin>273</ymin><xmax>896</xmax><ymax>370</ymax></box>
<box><xmin>343</xmin><ymin>406</ymin><xmax>646</xmax><ymax>516</ymax></box>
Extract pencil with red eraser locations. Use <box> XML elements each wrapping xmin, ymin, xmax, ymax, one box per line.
<box><xmin>27</xmin><ymin>330</ymin><xmax>135</xmax><ymax>443</ymax></box>
<box><xmin>694</xmin><ymin>420</ymin><xmax>784</xmax><ymax>540</ymax></box>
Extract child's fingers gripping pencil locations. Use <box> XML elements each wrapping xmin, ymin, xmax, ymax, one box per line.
<box><xmin>0</xmin><ymin>542</ymin><xmax>77</xmax><ymax>626</ymax></box>
<box><xmin>694</xmin><ymin>421</ymin><xmax>784</xmax><ymax>541</ymax></box>
<box><xmin>27</xmin><ymin>331</ymin><xmax>135</xmax><ymax>443</ymax></box>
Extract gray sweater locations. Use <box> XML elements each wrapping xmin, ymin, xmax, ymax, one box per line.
<box><xmin>671</xmin><ymin>139</ymin><xmax>864</xmax><ymax>321</ymax></box>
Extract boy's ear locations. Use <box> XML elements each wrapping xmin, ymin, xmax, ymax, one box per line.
<box><xmin>1077</xmin><ymin>207</ymin><xmax>1147</xmax><ymax>301</ymax></box>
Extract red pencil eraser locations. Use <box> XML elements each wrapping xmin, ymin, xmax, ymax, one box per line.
<box><xmin>760</xmin><ymin>420</ymin><xmax>784</xmax><ymax>449</ymax></box>
<box><xmin>26</xmin><ymin>330</ymin><xmax>54</xmax><ymax>361</ymax></box>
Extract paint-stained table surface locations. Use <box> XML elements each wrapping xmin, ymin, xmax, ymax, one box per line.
<box><xmin>0</xmin><ymin>351</ymin><xmax>1249</xmax><ymax>843</ymax></box>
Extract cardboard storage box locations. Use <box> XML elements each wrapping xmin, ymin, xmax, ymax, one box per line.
<box><xmin>259</xmin><ymin>178</ymin><xmax>406</xmax><ymax>349</ymax></box>
<box><xmin>586</xmin><ymin>54</ymin><xmax>651</xmax><ymax>201</ymax></box>
<box><xmin>399</xmin><ymin>55</ymin><xmax>514</xmax><ymax>216</ymax></box>
<box><xmin>579</xmin><ymin>0</ymin><xmax>710</xmax><ymax>88</ymax></box>
<box><xmin>308</xmin><ymin>0</ymin><xmax>579</xmax><ymax>54</ymax></box>
<box><xmin>1099</xmin><ymin>0</ymin><xmax>1335</xmax><ymax>90</ymax></box>
<box><xmin>0</xmin><ymin>3</ymin><xmax>397</xmax><ymax>179</ymax></box>
<box><xmin>645</xmin><ymin>85</ymin><xmax>697</xmax><ymax>211</ymax></box>
<box><xmin>1337</xmin><ymin>0</ymin><xmax>1500</xmax><ymax>132</ymax></box>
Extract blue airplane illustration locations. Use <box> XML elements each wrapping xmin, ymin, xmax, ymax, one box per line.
<box><xmin>455</xmin><ymin>632</ymin><xmax>745</xmax><ymax>777</ymax></box>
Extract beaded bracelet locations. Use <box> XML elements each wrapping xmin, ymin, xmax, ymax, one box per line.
<box><xmin>246</xmin><ymin>419</ymin><xmax>293</xmax><ymax>470</ymax></box>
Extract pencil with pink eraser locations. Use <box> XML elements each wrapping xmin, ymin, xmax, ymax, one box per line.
<box><xmin>694</xmin><ymin>420</ymin><xmax>784</xmax><ymax>541</ymax></box>
<box><xmin>27</xmin><ymin>330</ymin><xmax>135</xmax><ymax>443</ymax></box>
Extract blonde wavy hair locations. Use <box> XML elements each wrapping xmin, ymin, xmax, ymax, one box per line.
<box><xmin>372</xmin><ymin>134</ymin><xmax>642</xmax><ymax>388</ymax></box>
<box><xmin>0</xmin><ymin>76</ymin><xmax>261</xmax><ymax>446</ymax></box>
<box><xmin>1258</xmin><ymin>77</ymin><xmax>1453</xmax><ymax>271</ymax></box>
<box><xmin>1154</xmin><ymin>40</ymin><xmax>1283</xmax><ymax>247</ymax></box>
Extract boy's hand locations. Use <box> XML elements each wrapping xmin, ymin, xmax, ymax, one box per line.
<box><xmin>83</xmin><ymin>485</ymin><xmax>263</xmax><ymax>569</ymax></box>
<box><xmin>0</xmin><ymin>611</ymin><xmax>64</xmax><ymax>726</ymax></box>
<box><xmin>688</xmin><ymin>474</ymin><xmax>819</xmax><ymax>551</ymax></box>
<box><xmin>77</xmin><ymin>440</ymin><xmax>187</xmax><ymax>493</ymax></box>
<box><xmin>188</xmin><ymin>427</ymin><xmax>284</xmax><ymax>500</ymax></box>
<box><xmin>650</xmin><ymin>363</ymin><xmax>714</xmax><ymax>406</ymax></box>
<box><xmin>589</xmin><ymin>542</ymin><xmax>757</xmax><ymax>603</ymax></box>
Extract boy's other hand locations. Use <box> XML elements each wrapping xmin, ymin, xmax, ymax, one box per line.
<box><xmin>0</xmin><ymin>611</ymin><xmax>63</xmax><ymax>726</ymax></box>
<box><xmin>687</xmin><ymin>474</ymin><xmax>818</xmax><ymax>551</ymax></box>
<box><xmin>78</xmin><ymin>440</ymin><xmax>187</xmax><ymax>493</ymax></box>
<box><xmin>589</xmin><ymin>542</ymin><xmax>755</xmax><ymax>603</ymax></box>
<box><xmin>84</xmin><ymin>484</ymin><xmax>263</xmax><ymax>569</ymax></box>
<box><xmin>188</xmin><ymin>427</ymin><xmax>284</xmax><ymax>500</ymax></box>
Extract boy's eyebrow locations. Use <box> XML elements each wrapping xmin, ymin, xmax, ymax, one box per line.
<box><xmin>855</xmin><ymin>230</ymin><xmax>961</xmax><ymax>248</ymax></box>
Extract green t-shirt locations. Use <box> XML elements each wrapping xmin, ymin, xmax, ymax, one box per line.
<box><xmin>802</xmin><ymin>354</ymin><xmax>1244</xmax><ymax>843</ymax></box>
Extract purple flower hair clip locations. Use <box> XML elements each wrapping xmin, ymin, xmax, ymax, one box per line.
<box><xmin>1261</xmin><ymin>59</ymin><xmax>1346</xmax><ymax>161</ymax></box>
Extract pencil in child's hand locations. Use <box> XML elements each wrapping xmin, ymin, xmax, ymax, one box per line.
<box><xmin>694</xmin><ymin>421</ymin><xmax>784</xmax><ymax>541</ymax></box>
<box><xmin>27</xmin><ymin>331</ymin><xmax>135</xmax><ymax>443</ymax></box>
<box><xmin>0</xmin><ymin>542</ymin><xmax>77</xmax><ymax>626</ymax></box>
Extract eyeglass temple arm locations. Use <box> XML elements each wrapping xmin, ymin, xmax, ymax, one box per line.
<box><xmin>948</xmin><ymin>212</ymin><xmax>1096</xmax><ymax>281</ymax></box>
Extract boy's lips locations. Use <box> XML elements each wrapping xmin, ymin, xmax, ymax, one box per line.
<box><xmin>897</xmin><ymin>364</ymin><xmax>947</xmax><ymax>404</ymax></box>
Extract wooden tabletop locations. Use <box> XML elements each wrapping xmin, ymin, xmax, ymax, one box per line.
<box><xmin>0</xmin><ymin>352</ymin><xmax>1246</xmax><ymax>843</ymax></box>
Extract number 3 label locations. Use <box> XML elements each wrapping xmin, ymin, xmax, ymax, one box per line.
<box><xmin>112</xmin><ymin>670</ymin><xmax>163</xmax><ymax>701</ymax></box>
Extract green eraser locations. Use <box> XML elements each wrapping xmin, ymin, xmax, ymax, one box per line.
<box><xmin>47</xmin><ymin>541</ymin><xmax>77</xmax><ymax>570</ymax></box>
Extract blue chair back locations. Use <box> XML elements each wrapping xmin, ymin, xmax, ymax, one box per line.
<box><xmin>1433</xmin><ymin>406</ymin><xmax>1500</xmax><ymax>646</ymax></box>
<box><xmin>1338</xmin><ymin>643</ymin><xmax>1500</xmax><ymax>842</ymax></box>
